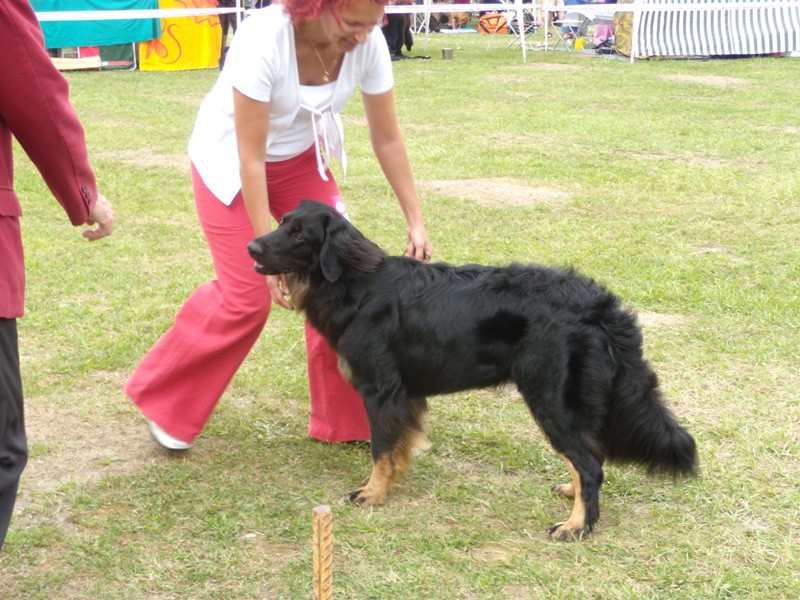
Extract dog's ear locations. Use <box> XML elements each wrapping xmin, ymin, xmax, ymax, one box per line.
<box><xmin>318</xmin><ymin>215</ymin><xmax>344</xmax><ymax>282</ymax></box>
<box><xmin>315</xmin><ymin>208</ymin><xmax>386</xmax><ymax>282</ymax></box>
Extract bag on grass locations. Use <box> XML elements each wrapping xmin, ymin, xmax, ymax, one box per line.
<box><xmin>479</xmin><ymin>12</ymin><xmax>509</xmax><ymax>35</ymax></box>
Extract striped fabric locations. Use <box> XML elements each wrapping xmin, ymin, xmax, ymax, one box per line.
<box><xmin>637</xmin><ymin>0</ymin><xmax>800</xmax><ymax>57</ymax></box>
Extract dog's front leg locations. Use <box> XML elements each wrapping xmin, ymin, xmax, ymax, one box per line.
<box><xmin>338</xmin><ymin>329</ymin><xmax>429</xmax><ymax>507</ymax></box>
<box><xmin>347</xmin><ymin>390</ymin><xmax>407</xmax><ymax>507</ymax></box>
<box><xmin>348</xmin><ymin>450</ymin><xmax>396</xmax><ymax>507</ymax></box>
<box><xmin>347</xmin><ymin>390</ymin><xmax>428</xmax><ymax>508</ymax></box>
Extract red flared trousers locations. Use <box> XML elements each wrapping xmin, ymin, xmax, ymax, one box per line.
<box><xmin>125</xmin><ymin>147</ymin><xmax>369</xmax><ymax>443</ymax></box>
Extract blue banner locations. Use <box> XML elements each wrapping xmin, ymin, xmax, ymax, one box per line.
<box><xmin>32</xmin><ymin>0</ymin><xmax>160</xmax><ymax>48</ymax></box>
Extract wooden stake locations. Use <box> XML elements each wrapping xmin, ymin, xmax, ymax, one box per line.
<box><xmin>313</xmin><ymin>505</ymin><xmax>333</xmax><ymax>600</ymax></box>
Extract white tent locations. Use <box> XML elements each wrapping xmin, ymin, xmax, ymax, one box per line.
<box><xmin>633</xmin><ymin>0</ymin><xmax>800</xmax><ymax>58</ymax></box>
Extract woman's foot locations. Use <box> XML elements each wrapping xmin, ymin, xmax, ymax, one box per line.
<box><xmin>148</xmin><ymin>420</ymin><xmax>192</xmax><ymax>451</ymax></box>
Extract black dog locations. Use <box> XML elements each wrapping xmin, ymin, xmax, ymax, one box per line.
<box><xmin>248</xmin><ymin>200</ymin><xmax>697</xmax><ymax>541</ymax></box>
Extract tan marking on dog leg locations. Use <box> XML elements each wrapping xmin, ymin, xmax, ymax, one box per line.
<box><xmin>385</xmin><ymin>404</ymin><xmax>432</xmax><ymax>480</ymax></box>
<box><xmin>392</xmin><ymin>435</ymin><xmax>415</xmax><ymax>477</ymax></box>
<box><xmin>349</xmin><ymin>406</ymin><xmax>430</xmax><ymax>506</ymax></box>
<box><xmin>337</xmin><ymin>355</ymin><xmax>354</xmax><ymax>384</ymax></box>
<box><xmin>348</xmin><ymin>454</ymin><xmax>395</xmax><ymax>507</ymax></box>
<box><xmin>410</xmin><ymin>404</ymin><xmax>432</xmax><ymax>451</ymax></box>
<box><xmin>547</xmin><ymin>456</ymin><xmax>587</xmax><ymax>542</ymax></box>
<box><xmin>552</xmin><ymin>482</ymin><xmax>575</xmax><ymax>498</ymax></box>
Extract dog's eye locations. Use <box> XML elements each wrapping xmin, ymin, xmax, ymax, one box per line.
<box><xmin>294</xmin><ymin>233</ymin><xmax>303</xmax><ymax>241</ymax></box>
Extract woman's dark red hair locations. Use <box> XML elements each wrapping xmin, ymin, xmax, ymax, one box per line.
<box><xmin>280</xmin><ymin>0</ymin><xmax>390</xmax><ymax>22</ymax></box>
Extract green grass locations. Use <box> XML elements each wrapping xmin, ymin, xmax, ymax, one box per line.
<box><xmin>2</xmin><ymin>33</ymin><xmax>799</xmax><ymax>598</ymax></box>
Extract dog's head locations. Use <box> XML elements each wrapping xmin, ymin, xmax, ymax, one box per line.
<box><xmin>247</xmin><ymin>200</ymin><xmax>386</xmax><ymax>283</ymax></box>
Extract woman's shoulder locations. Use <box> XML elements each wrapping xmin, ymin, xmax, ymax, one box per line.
<box><xmin>228</xmin><ymin>6</ymin><xmax>293</xmax><ymax>62</ymax></box>
<box><xmin>236</xmin><ymin>5</ymin><xmax>292</xmax><ymax>42</ymax></box>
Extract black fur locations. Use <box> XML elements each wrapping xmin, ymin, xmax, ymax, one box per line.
<box><xmin>248</xmin><ymin>200</ymin><xmax>698</xmax><ymax>541</ymax></box>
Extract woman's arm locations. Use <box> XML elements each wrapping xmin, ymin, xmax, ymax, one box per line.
<box><xmin>362</xmin><ymin>89</ymin><xmax>433</xmax><ymax>261</ymax></box>
<box><xmin>233</xmin><ymin>88</ymin><xmax>272</xmax><ymax>238</ymax></box>
<box><xmin>233</xmin><ymin>88</ymin><xmax>292</xmax><ymax>308</ymax></box>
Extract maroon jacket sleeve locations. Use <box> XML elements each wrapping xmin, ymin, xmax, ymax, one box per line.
<box><xmin>0</xmin><ymin>0</ymin><xmax>98</xmax><ymax>226</ymax></box>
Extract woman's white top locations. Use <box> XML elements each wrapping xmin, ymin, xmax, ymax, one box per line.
<box><xmin>187</xmin><ymin>5</ymin><xmax>394</xmax><ymax>205</ymax></box>
<box><xmin>268</xmin><ymin>82</ymin><xmax>335</xmax><ymax>160</ymax></box>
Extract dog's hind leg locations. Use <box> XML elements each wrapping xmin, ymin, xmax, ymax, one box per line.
<box><xmin>517</xmin><ymin>361</ymin><xmax>604</xmax><ymax>541</ymax></box>
<box><xmin>540</xmin><ymin>436</ymin><xmax>603</xmax><ymax>541</ymax></box>
<box><xmin>552</xmin><ymin>450</ymin><xmax>605</xmax><ymax>501</ymax></box>
<box><xmin>347</xmin><ymin>395</ymin><xmax>429</xmax><ymax>507</ymax></box>
<box><xmin>545</xmin><ymin>454</ymin><xmax>594</xmax><ymax>541</ymax></box>
<box><xmin>551</xmin><ymin>480</ymin><xmax>575</xmax><ymax>499</ymax></box>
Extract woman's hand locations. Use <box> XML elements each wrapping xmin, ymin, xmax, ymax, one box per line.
<box><xmin>267</xmin><ymin>274</ymin><xmax>293</xmax><ymax>310</ymax></box>
<box><xmin>406</xmin><ymin>223</ymin><xmax>433</xmax><ymax>262</ymax></box>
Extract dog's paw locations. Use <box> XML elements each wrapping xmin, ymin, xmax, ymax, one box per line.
<box><xmin>551</xmin><ymin>483</ymin><xmax>575</xmax><ymax>498</ymax></box>
<box><xmin>546</xmin><ymin>522</ymin><xmax>589</xmax><ymax>542</ymax></box>
<box><xmin>346</xmin><ymin>486</ymin><xmax>386</xmax><ymax>507</ymax></box>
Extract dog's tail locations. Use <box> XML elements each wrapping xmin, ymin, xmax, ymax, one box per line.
<box><xmin>602</xmin><ymin>310</ymin><xmax>698</xmax><ymax>477</ymax></box>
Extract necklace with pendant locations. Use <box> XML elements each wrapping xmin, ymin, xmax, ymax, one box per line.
<box><xmin>307</xmin><ymin>37</ymin><xmax>339</xmax><ymax>83</ymax></box>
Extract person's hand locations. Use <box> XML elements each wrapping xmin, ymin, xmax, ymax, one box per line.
<box><xmin>267</xmin><ymin>274</ymin><xmax>294</xmax><ymax>310</ymax></box>
<box><xmin>405</xmin><ymin>224</ymin><xmax>433</xmax><ymax>263</ymax></box>
<box><xmin>82</xmin><ymin>193</ymin><xmax>115</xmax><ymax>241</ymax></box>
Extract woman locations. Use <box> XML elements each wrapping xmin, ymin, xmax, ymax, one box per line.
<box><xmin>126</xmin><ymin>0</ymin><xmax>432</xmax><ymax>450</ymax></box>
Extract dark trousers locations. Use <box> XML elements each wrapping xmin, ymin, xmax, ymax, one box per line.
<box><xmin>0</xmin><ymin>318</ymin><xmax>26</xmax><ymax>551</ymax></box>
<box><xmin>382</xmin><ymin>14</ymin><xmax>412</xmax><ymax>57</ymax></box>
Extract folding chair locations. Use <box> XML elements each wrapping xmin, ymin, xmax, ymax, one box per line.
<box><xmin>411</xmin><ymin>10</ymin><xmax>428</xmax><ymax>35</ymax></box>
<box><xmin>552</xmin><ymin>10</ymin><xmax>590</xmax><ymax>51</ymax></box>
<box><xmin>505</xmin><ymin>10</ymin><xmax>540</xmax><ymax>51</ymax></box>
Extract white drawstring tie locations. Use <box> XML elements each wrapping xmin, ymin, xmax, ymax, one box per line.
<box><xmin>302</xmin><ymin>102</ymin><xmax>347</xmax><ymax>183</ymax></box>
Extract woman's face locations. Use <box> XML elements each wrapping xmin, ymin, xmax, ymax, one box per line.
<box><xmin>324</xmin><ymin>0</ymin><xmax>385</xmax><ymax>52</ymax></box>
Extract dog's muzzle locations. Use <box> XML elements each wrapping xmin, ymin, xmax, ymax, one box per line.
<box><xmin>247</xmin><ymin>241</ymin><xmax>274</xmax><ymax>275</ymax></box>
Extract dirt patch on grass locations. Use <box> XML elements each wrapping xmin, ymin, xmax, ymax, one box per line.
<box><xmin>19</xmin><ymin>405</ymin><xmax>154</xmax><ymax>506</ymax></box>
<box><xmin>15</xmin><ymin>372</ymin><xmax>158</xmax><ymax>515</ymax></box>
<box><xmin>621</xmin><ymin>149</ymin><xmax>763</xmax><ymax>169</ymax></box>
<box><xmin>691</xmin><ymin>244</ymin><xmax>750</xmax><ymax>264</ymax></box>
<box><xmin>502</xmin><ymin>62</ymin><xmax>585</xmax><ymax>72</ymax></box>
<box><xmin>694</xmin><ymin>244</ymin><xmax>726</xmax><ymax>254</ymax></box>
<box><xmin>637</xmin><ymin>312</ymin><xmax>689</xmax><ymax>328</ymax></box>
<box><xmin>420</xmin><ymin>178</ymin><xmax>571</xmax><ymax>207</ymax></box>
<box><xmin>503</xmin><ymin>586</ymin><xmax>550</xmax><ymax>599</ymax></box>
<box><xmin>95</xmin><ymin>149</ymin><xmax>189</xmax><ymax>171</ymax></box>
<box><xmin>472</xmin><ymin>543</ymin><xmax>515</xmax><ymax>564</ymax></box>
<box><xmin>659</xmin><ymin>74</ymin><xmax>750</xmax><ymax>89</ymax></box>
<box><xmin>755</xmin><ymin>124</ymin><xmax>800</xmax><ymax>135</ymax></box>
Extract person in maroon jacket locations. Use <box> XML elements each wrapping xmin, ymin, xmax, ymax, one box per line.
<box><xmin>0</xmin><ymin>0</ymin><xmax>115</xmax><ymax>551</ymax></box>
